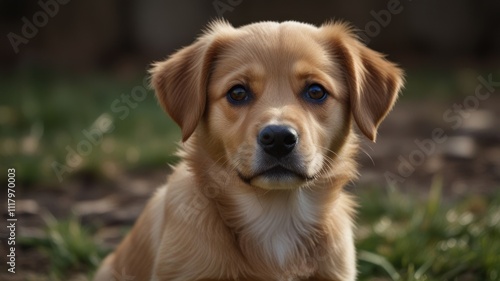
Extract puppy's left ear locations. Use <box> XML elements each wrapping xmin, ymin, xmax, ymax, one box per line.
<box><xmin>150</xmin><ymin>21</ymin><xmax>233</xmax><ymax>141</ymax></box>
<box><xmin>321</xmin><ymin>23</ymin><xmax>404</xmax><ymax>142</ymax></box>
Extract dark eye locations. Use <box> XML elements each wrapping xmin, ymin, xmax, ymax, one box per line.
<box><xmin>227</xmin><ymin>85</ymin><xmax>250</xmax><ymax>105</ymax></box>
<box><xmin>304</xmin><ymin>84</ymin><xmax>328</xmax><ymax>103</ymax></box>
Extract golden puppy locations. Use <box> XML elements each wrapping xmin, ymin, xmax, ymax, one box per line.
<box><xmin>94</xmin><ymin>20</ymin><xmax>403</xmax><ymax>281</ymax></box>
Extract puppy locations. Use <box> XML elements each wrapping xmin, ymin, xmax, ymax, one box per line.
<box><xmin>94</xmin><ymin>20</ymin><xmax>403</xmax><ymax>281</ymax></box>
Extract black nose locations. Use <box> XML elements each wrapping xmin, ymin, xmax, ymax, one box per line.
<box><xmin>258</xmin><ymin>125</ymin><xmax>298</xmax><ymax>158</ymax></box>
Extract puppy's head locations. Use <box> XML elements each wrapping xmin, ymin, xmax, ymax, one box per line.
<box><xmin>151</xmin><ymin>21</ymin><xmax>403</xmax><ymax>190</ymax></box>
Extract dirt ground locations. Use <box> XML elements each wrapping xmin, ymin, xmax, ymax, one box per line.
<box><xmin>1</xmin><ymin>96</ymin><xmax>499</xmax><ymax>279</ymax></box>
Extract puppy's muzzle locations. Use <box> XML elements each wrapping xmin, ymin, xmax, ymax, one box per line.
<box><xmin>258</xmin><ymin>125</ymin><xmax>298</xmax><ymax>159</ymax></box>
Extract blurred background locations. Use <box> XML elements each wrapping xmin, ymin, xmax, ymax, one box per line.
<box><xmin>1</xmin><ymin>0</ymin><xmax>499</xmax><ymax>280</ymax></box>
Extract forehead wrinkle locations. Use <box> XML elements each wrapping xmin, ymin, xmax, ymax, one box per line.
<box><xmin>293</xmin><ymin>60</ymin><xmax>332</xmax><ymax>80</ymax></box>
<box><xmin>216</xmin><ymin>63</ymin><xmax>265</xmax><ymax>83</ymax></box>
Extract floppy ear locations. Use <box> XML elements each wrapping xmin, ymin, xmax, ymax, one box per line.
<box><xmin>321</xmin><ymin>23</ymin><xmax>404</xmax><ymax>142</ymax></box>
<box><xmin>150</xmin><ymin>22</ymin><xmax>231</xmax><ymax>141</ymax></box>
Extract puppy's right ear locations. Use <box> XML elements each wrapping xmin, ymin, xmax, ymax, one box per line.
<box><xmin>150</xmin><ymin>21</ymin><xmax>233</xmax><ymax>141</ymax></box>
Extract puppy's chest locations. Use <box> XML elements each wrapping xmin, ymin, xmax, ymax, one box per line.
<box><xmin>238</xmin><ymin>228</ymin><xmax>325</xmax><ymax>280</ymax></box>
<box><xmin>232</xmin><ymin>191</ymin><xmax>326</xmax><ymax>278</ymax></box>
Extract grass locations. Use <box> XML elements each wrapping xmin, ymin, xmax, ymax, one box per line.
<box><xmin>20</xmin><ymin>212</ymin><xmax>107</xmax><ymax>280</ymax></box>
<box><xmin>19</xmin><ymin>181</ymin><xmax>500</xmax><ymax>280</ymax></box>
<box><xmin>0</xmin><ymin>69</ymin><xmax>180</xmax><ymax>186</ymax></box>
<box><xmin>356</xmin><ymin>179</ymin><xmax>500</xmax><ymax>281</ymax></box>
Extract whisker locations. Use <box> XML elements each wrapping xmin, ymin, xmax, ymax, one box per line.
<box><xmin>360</xmin><ymin>148</ymin><xmax>375</xmax><ymax>167</ymax></box>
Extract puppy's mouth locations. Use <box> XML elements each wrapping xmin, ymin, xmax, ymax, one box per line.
<box><xmin>237</xmin><ymin>165</ymin><xmax>314</xmax><ymax>189</ymax></box>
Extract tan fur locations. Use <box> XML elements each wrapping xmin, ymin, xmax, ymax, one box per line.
<box><xmin>93</xmin><ymin>20</ymin><xmax>403</xmax><ymax>281</ymax></box>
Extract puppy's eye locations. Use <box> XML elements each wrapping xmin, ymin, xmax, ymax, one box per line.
<box><xmin>227</xmin><ymin>85</ymin><xmax>250</xmax><ymax>105</ymax></box>
<box><xmin>304</xmin><ymin>84</ymin><xmax>328</xmax><ymax>103</ymax></box>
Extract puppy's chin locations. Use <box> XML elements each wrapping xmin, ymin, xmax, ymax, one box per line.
<box><xmin>251</xmin><ymin>175</ymin><xmax>305</xmax><ymax>190</ymax></box>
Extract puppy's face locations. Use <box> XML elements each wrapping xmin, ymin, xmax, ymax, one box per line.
<box><xmin>206</xmin><ymin>23</ymin><xmax>349</xmax><ymax>189</ymax></box>
<box><xmin>152</xmin><ymin>21</ymin><xmax>403</xmax><ymax>190</ymax></box>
